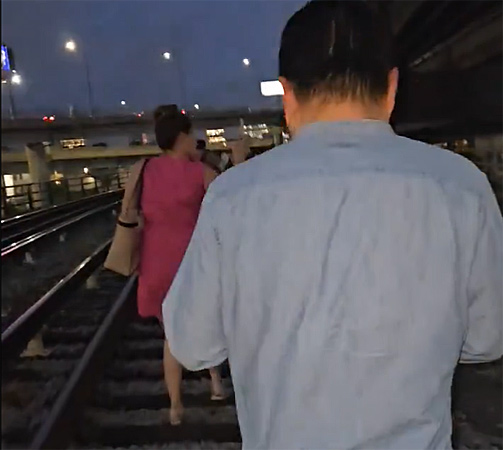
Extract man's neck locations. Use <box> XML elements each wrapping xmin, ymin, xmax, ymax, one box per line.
<box><xmin>299</xmin><ymin>99</ymin><xmax>388</xmax><ymax>129</ymax></box>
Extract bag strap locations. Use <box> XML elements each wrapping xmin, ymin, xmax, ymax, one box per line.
<box><xmin>137</xmin><ymin>158</ymin><xmax>151</xmax><ymax>214</ymax></box>
<box><xmin>120</xmin><ymin>158</ymin><xmax>150</xmax><ymax>219</ymax></box>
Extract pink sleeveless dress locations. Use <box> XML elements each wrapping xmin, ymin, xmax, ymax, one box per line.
<box><xmin>137</xmin><ymin>155</ymin><xmax>205</xmax><ymax>320</ymax></box>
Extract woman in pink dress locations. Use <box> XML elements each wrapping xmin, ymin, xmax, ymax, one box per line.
<box><xmin>137</xmin><ymin>105</ymin><xmax>224</xmax><ymax>425</ymax></box>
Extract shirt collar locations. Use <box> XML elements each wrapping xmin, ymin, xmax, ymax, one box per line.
<box><xmin>294</xmin><ymin>120</ymin><xmax>394</xmax><ymax>144</ymax></box>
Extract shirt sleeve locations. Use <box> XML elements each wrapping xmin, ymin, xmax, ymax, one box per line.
<box><xmin>460</xmin><ymin>180</ymin><xmax>503</xmax><ymax>363</ymax></box>
<box><xmin>162</xmin><ymin>189</ymin><xmax>227</xmax><ymax>371</ymax></box>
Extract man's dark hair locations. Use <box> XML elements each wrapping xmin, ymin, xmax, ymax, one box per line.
<box><xmin>279</xmin><ymin>0</ymin><xmax>396</xmax><ymax>103</ymax></box>
<box><xmin>153</xmin><ymin>104</ymin><xmax>192</xmax><ymax>151</ymax></box>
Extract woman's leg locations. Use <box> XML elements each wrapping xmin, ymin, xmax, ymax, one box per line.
<box><xmin>163</xmin><ymin>339</ymin><xmax>183</xmax><ymax>425</ymax></box>
<box><xmin>209</xmin><ymin>366</ymin><xmax>226</xmax><ymax>400</ymax></box>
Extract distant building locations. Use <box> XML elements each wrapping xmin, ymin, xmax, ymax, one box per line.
<box><xmin>206</xmin><ymin>128</ymin><xmax>227</xmax><ymax>150</ymax></box>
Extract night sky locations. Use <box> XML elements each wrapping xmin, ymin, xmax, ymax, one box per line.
<box><xmin>1</xmin><ymin>0</ymin><xmax>305</xmax><ymax>117</ymax></box>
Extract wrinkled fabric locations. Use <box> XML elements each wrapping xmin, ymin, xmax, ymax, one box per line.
<box><xmin>163</xmin><ymin>121</ymin><xmax>503</xmax><ymax>450</ymax></box>
<box><xmin>138</xmin><ymin>156</ymin><xmax>205</xmax><ymax>319</ymax></box>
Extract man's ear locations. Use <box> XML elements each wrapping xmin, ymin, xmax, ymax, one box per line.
<box><xmin>279</xmin><ymin>76</ymin><xmax>297</xmax><ymax>132</ymax></box>
<box><xmin>279</xmin><ymin>76</ymin><xmax>293</xmax><ymax>105</ymax></box>
<box><xmin>386</xmin><ymin>68</ymin><xmax>399</xmax><ymax>117</ymax></box>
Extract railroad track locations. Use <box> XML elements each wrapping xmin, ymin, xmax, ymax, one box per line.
<box><xmin>2</xmin><ymin>241</ymin><xmax>124</xmax><ymax>448</ymax></box>
<box><xmin>1</xmin><ymin>241</ymin><xmax>241</xmax><ymax>450</ymax></box>
<box><xmin>72</xmin><ymin>319</ymin><xmax>240</xmax><ymax>449</ymax></box>
<box><xmin>1</xmin><ymin>190</ymin><xmax>123</xmax><ymax>256</ymax></box>
<box><xmin>1</xmin><ymin>193</ymin><xmax>122</xmax><ymax>333</ymax></box>
<box><xmin>2</xmin><ymin>244</ymin><xmax>500</xmax><ymax>449</ymax></box>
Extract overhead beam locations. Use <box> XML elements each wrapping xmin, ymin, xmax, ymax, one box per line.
<box><xmin>390</xmin><ymin>0</ymin><xmax>423</xmax><ymax>35</ymax></box>
<box><xmin>394</xmin><ymin>60</ymin><xmax>502</xmax><ymax>126</ymax></box>
<box><xmin>1</xmin><ymin>109</ymin><xmax>283</xmax><ymax>134</ymax></box>
<box><xmin>410</xmin><ymin>9</ymin><xmax>502</xmax><ymax>71</ymax></box>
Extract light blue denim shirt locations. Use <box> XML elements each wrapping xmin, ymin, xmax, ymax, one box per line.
<box><xmin>164</xmin><ymin>121</ymin><xmax>503</xmax><ymax>449</ymax></box>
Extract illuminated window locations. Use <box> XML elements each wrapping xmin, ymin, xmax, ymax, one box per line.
<box><xmin>3</xmin><ymin>174</ymin><xmax>14</xmax><ymax>197</ymax></box>
<box><xmin>206</xmin><ymin>129</ymin><xmax>227</xmax><ymax>148</ymax></box>
<box><xmin>206</xmin><ymin>128</ymin><xmax>225</xmax><ymax>137</ymax></box>
<box><xmin>60</xmin><ymin>138</ymin><xmax>86</xmax><ymax>149</ymax></box>
<box><xmin>50</xmin><ymin>171</ymin><xmax>64</xmax><ymax>186</ymax></box>
<box><xmin>243</xmin><ymin>123</ymin><xmax>270</xmax><ymax>140</ymax></box>
<box><xmin>208</xmin><ymin>136</ymin><xmax>227</xmax><ymax>145</ymax></box>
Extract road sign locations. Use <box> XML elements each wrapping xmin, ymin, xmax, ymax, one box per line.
<box><xmin>1</xmin><ymin>44</ymin><xmax>15</xmax><ymax>84</ymax></box>
<box><xmin>1</xmin><ymin>45</ymin><xmax>11</xmax><ymax>72</ymax></box>
<box><xmin>260</xmin><ymin>80</ymin><xmax>284</xmax><ymax>97</ymax></box>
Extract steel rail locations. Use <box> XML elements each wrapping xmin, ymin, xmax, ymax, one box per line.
<box><xmin>1</xmin><ymin>190</ymin><xmax>123</xmax><ymax>249</ymax></box>
<box><xmin>29</xmin><ymin>275</ymin><xmax>137</xmax><ymax>449</ymax></box>
<box><xmin>2</xmin><ymin>190</ymin><xmax>122</xmax><ymax>234</ymax></box>
<box><xmin>1</xmin><ymin>239</ymin><xmax>113</xmax><ymax>361</ymax></box>
<box><xmin>1</xmin><ymin>201</ymin><xmax>119</xmax><ymax>259</ymax></box>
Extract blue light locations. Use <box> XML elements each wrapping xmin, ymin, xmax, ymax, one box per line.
<box><xmin>1</xmin><ymin>45</ymin><xmax>11</xmax><ymax>72</ymax></box>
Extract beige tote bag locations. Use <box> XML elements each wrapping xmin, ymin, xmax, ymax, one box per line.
<box><xmin>104</xmin><ymin>159</ymin><xmax>150</xmax><ymax>276</ymax></box>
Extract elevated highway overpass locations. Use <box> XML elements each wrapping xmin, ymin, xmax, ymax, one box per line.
<box><xmin>2</xmin><ymin>0</ymin><xmax>501</xmax><ymax>196</ymax></box>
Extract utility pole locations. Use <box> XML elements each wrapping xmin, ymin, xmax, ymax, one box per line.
<box><xmin>7</xmin><ymin>80</ymin><xmax>16</xmax><ymax>119</ymax></box>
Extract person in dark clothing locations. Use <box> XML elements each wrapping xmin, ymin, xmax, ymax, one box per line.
<box><xmin>197</xmin><ymin>140</ymin><xmax>222</xmax><ymax>174</ymax></box>
<box><xmin>245</xmin><ymin>150</ymin><xmax>256</xmax><ymax>161</ymax></box>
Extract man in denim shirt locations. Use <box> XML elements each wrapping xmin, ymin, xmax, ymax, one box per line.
<box><xmin>164</xmin><ymin>1</ymin><xmax>503</xmax><ymax>448</ymax></box>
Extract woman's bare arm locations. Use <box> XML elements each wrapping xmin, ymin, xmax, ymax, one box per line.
<box><xmin>203</xmin><ymin>165</ymin><xmax>218</xmax><ymax>191</ymax></box>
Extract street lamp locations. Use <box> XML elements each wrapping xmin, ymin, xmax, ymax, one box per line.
<box><xmin>120</xmin><ymin>100</ymin><xmax>126</xmax><ymax>106</ymax></box>
<box><xmin>65</xmin><ymin>40</ymin><xmax>77</xmax><ymax>52</ymax></box>
<box><xmin>11</xmin><ymin>73</ymin><xmax>21</xmax><ymax>85</ymax></box>
<box><xmin>194</xmin><ymin>103</ymin><xmax>200</xmax><ymax>110</ymax></box>
<box><xmin>4</xmin><ymin>72</ymin><xmax>21</xmax><ymax>119</ymax></box>
<box><xmin>242</xmin><ymin>58</ymin><xmax>250</xmax><ymax>67</ymax></box>
<box><xmin>162</xmin><ymin>50</ymin><xmax>187</xmax><ymax>109</ymax></box>
<box><xmin>64</xmin><ymin>39</ymin><xmax>95</xmax><ymax>117</ymax></box>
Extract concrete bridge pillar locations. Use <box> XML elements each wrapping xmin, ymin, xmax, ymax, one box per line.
<box><xmin>272</xmin><ymin>127</ymin><xmax>282</xmax><ymax>146</ymax></box>
<box><xmin>25</xmin><ymin>142</ymin><xmax>52</xmax><ymax>209</ymax></box>
<box><xmin>474</xmin><ymin>134</ymin><xmax>502</xmax><ymax>170</ymax></box>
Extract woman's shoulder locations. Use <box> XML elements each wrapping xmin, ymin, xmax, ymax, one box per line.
<box><xmin>172</xmin><ymin>159</ymin><xmax>206</xmax><ymax>186</ymax></box>
<box><xmin>183</xmin><ymin>160</ymin><xmax>217</xmax><ymax>189</ymax></box>
<box><xmin>146</xmin><ymin>157</ymin><xmax>208</xmax><ymax>182</ymax></box>
<box><xmin>184</xmin><ymin>159</ymin><xmax>205</xmax><ymax>176</ymax></box>
<box><xmin>147</xmin><ymin>155</ymin><xmax>193</xmax><ymax>171</ymax></box>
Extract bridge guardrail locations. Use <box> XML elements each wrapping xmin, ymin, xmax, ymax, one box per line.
<box><xmin>1</xmin><ymin>170</ymin><xmax>129</xmax><ymax>219</ymax></box>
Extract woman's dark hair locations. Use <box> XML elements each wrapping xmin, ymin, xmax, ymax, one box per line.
<box><xmin>279</xmin><ymin>0</ymin><xmax>396</xmax><ymax>103</ymax></box>
<box><xmin>154</xmin><ymin>104</ymin><xmax>192</xmax><ymax>151</ymax></box>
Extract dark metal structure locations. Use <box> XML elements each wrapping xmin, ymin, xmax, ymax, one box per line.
<box><xmin>390</xmin><ymin>0</ymin><xmax>502</xmax><ymax>135</ymax></box>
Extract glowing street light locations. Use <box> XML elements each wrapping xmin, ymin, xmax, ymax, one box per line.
<box><xmin>242</xmin><ymin>58</ymin><xmax>250</xmax><ymax>67</ymax></box>
<box><xmin>162</xmin><ymin>50</ymin><xmax>187</xmax><ymax>108</ymax></box>
<box><xmin>194</xmin><ymin>103</ymin><xmax>200</xmax><ymax>110</ymax></box>
<box><xmin>11</xmin><ymin>73</ymin><xmax>22</xmax><ymax>85</ymax></box>
<box><xmin>65</xmin><ymin>40</ymin><xmax>77</xmax><ymax>52</ymax></box>
<box><xmin>120</xmin><ymin>100</ymin><xmax>126</xmax><ymax>106</ymax></box>
<box><xmin>5</xmin><ymin>71</ymin><xmax>22</xmax><ymax>119</ymax></box>
<box><xmin>64</xmin><ymin>39</ymin><xmax>94</xmax><ymax>117</ymax></box>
